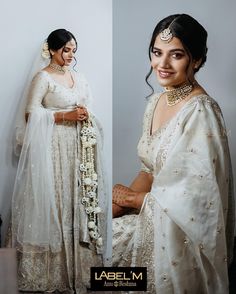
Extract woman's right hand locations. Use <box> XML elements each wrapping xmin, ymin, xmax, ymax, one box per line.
<box><xmin>63</xmin><ymin>106</ymin><xmax>88</xmax><ymax>122</ymax></box>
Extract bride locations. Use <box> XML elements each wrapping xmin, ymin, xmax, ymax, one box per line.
<box><xmin>113</xmin><ymin>14</ymin><xmax>235</xmax><ymax>294</ymax></box>
<box><xmin>7</xmin><ymin>29</ymin><xmax>110</xmax><ymax>293</ymax></box>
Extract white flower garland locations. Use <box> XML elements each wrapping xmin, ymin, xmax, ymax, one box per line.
<box><xmin>80</xmin><ymin>118</ymin><xmax>103</xmax><ymax>248</ymax></box>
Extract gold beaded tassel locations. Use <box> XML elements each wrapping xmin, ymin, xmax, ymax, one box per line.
<box><xmin>80</xmin><ymin>118</ymin><xmax>103</xmax><ymax>249</ymax></box>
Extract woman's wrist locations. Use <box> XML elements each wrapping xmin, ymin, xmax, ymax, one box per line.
<box><xmin>54</xmin><ymin>112</ymin><xmax>67</xmax><ymax>123</ymax></box>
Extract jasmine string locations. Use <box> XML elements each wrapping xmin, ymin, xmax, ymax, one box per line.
<box><xmin>80</xmin><ymin>118</ymin><xmax>103</xmax><ymax>248</ymax></box>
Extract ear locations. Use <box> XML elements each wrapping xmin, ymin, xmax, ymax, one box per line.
<box><xmin>193</xmin><ymin>58</ymin><xmax>202</xmax><ymax>70</ymax></box>
<box><xmin>49</xmin><ymin>49</ymin><xmax>55</xmax><ymax>56</ymax></box>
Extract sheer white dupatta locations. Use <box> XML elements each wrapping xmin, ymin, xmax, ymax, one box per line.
<box><xmin>12</xmin><ymin>108</ymin><xmax>62</xmax><ymax>253</ymax></box>
<box><xmin>11</xmin><ymin>42</ymin><xmax>62</xmax><ymax>253</ymax></box>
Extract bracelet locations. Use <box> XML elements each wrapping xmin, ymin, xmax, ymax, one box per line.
<box><xmin>62</xmin><ymin>112</ymin><xmax>65</xmax><ymax>122</ymax></box>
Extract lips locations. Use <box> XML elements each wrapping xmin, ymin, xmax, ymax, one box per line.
<box><xmin>158</xmin><ymin>70</ymin><xmax>174</xmax><ymax>78</ymax></box>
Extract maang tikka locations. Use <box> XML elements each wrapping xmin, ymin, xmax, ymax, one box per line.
<box><xmin>160</xmin><ymin>17</ymin><xmax>178</xmax><ymax>43</ymax></box>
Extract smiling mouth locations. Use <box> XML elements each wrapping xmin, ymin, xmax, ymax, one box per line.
<box><xmin>158</xmin><ymin>70</ymin><xmax>174</xmax><ymax>78</ymax></box>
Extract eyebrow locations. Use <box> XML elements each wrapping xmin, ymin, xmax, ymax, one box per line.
<box><xmin>153</xmin><ymin>47</ymin><xmax>186</xmax><ymax>53</ymax></box>
<box><xmin>64</xmin><ymin>46</ymin><xmax>77</xmax><ymax>49</ymax></box>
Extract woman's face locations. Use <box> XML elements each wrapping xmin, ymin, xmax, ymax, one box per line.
<box><xmin>151</xmin><ymin>35</ymin><xmax>194</xmax><ymax>89</ymax></box>
<box><xmin>51</xmin><ymin>38</ymin><xmax>77</xmax><ymax>66</ymax></box>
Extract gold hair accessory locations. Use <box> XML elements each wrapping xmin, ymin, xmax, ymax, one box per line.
<box><xmin>160</xmin><ymin>28</ymin><xmax>173</xmax><ymax>43</ymax></box>
<box><xmin>49</xmin><ymin>63</ymin><xmax>67</xmax><ymax>74</ymax></box>
<box><xmin>165</xmin><ymin>83</ymin><xmax>193</xmax><ymax>106</ymax></box>
<box><xmin>41</xmin><ymin>41</ymin><xmax>50</xmax><ymax>59</ymax></box>
<box><xmin>160</xmin><ymin>17</ymin><xmax>178</xmax><ymax>43</ymax></box>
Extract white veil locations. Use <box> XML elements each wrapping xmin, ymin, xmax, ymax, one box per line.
<box><xmin>14</xmin><ymin>41</ymin><xmax>50</xmax><ymax>155</ymax></box>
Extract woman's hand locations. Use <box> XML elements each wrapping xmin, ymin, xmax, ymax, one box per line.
<box><xmin>112</xmin><ymin>184</ymin><xmax>146</xmax><ymax>210</ymax></box>
<box><xmin>54</xmin><ymin>106</ymin><xmax>88</xmax><ymax>123</ymax></box>
<box><xmin>65</xmin><ymin>106</ymin><xmax>88</xmax><ymax>122</ymax></box>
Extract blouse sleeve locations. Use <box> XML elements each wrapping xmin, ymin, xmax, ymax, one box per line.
<box><xmin>26</xmin><ymin>71</ymin><xmax>49</xmax><ymax>113</ymax></box>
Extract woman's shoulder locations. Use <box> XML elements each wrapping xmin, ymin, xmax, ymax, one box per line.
<box><xmin>187</xmin><ymin>94</ymin><xmax>223</xmax><ymax>117</ymax></box>
<box><xmin>31</xmin><ymin>70</ymin><xmax>50</xmax><ymax>84</ymax></box>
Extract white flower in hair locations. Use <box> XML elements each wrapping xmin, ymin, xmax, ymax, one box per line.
<box><xmin>41</xmin><ymin>42</ymin><xmax>50</xmax><ymax>59</ymax></box>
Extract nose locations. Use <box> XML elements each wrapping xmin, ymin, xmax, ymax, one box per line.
<box><xmin>152</xmin><ymin>54</ymin><xmax>170</xmax><ymax>69</ymax></box>
<box><xmin>159</xmin><ymin>54</ymin><xmax>171</xmax><ymax>69</ymax></box>
<box><xmin>69</xmin><ymin>51</ymin><xmax>74</xmax><ymax>58</ymax></box>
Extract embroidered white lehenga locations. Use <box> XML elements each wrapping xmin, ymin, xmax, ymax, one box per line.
<box><xmin>7</xmin><ymin>71</ymin><xmax>110</xmax><ymax>293</ymax></box>
<box><xmin>113</xmin><ymin>94</ymin><xmax>235</xmax><ymax>294</ymax></box>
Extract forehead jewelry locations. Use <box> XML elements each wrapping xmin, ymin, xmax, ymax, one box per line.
<box><xmin>160</xmin><ymin>18</ymin><xmax>177</xmax><ymax>43</ymax></box>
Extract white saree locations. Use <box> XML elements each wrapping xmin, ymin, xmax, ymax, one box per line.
<box><xmin>113</xmin><ymin>94</ymin><xmax>235</xmax><ymax>294</ymax></box>
<box><xmin>8</xmin><ymin>71</ymin><xmax>110</xmax><ymax>293</ymax></box>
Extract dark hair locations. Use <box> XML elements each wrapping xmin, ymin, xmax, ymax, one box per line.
<box><xmin>47</xmin><ymin>29</ymin><xmax>77</xmax><ymax>66</ymax></box>
<box><xmin>146</xmin><ymin>14</ymin><xmax>208</xmax><ymax>94</ymax></box>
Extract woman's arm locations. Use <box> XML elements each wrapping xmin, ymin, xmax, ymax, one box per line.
<box><xmin>129</xmin><ymin>171</ymin><xmax>153</xmax><ymax>192</ymax></box>
<box><xmin>112</xmin><ymin>171</ymin><xmax>153</xmax><ymax>217</ymax></box>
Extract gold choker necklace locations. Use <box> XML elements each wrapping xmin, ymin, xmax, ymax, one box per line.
<box><xmin>49</xmin><ymin>63</ymin><xmax>67</xmax><ymax>74</ymax></box>
<box><xmin>165</xmin><ymin>83</ymin><xmax>193</xmax><ymax>106</ymax></box>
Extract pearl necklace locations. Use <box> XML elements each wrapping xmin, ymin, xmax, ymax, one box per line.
<box><xmin>165</xmin><ymin>83</ymin><xmax>193</xmax><ymax>106</ymax></box>
<box><xmin>49</xmin><ymin>63</ymin><xmax>67</xmax><ymax>74</ymax></box>
<box><xmin>80</xmin><ymin>118</ymin><xmax>103</xmax><ymax>249</ymax></box>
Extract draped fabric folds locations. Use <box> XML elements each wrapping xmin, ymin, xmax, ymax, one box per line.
<box><xmin>113</xmin><ymin>94</ymin><xmax>235</xmax><ymax>294</ymax></box>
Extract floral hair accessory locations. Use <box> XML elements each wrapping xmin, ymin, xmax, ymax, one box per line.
<box><xmin>42</xmin><ymin>41</ymin><xmax>50</xmax><ymax>59</ymax></box>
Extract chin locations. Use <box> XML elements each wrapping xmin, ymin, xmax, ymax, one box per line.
<box><xmin>157</xmin><ymin>78</ymin><xmax>174</xmax><ymax>88</ymax></box>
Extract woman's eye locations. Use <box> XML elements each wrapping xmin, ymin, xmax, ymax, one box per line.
<box><xmin>172</xmin><ymin>53</ymin><xmax>183</xmax><ymax>59</ymax></box>
<box><xmin>152</xmin><ymin>50</ymin><xmax>161</xmax><ymax>57</ymax></box>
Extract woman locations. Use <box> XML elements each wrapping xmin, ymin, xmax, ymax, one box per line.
<box><xmin>113</xmin><ymin>14</ymin><xmax>235</xmax><ymax>293</ymax></box>
<box><xmin>7</xmin><ymin>29</ymin><xmax>110</xmax><ymax>293</ymax></box>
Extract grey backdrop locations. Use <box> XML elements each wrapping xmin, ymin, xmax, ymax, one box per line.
<box><xmin>113</xmin><ymin>0</ymin><xmax>236</xmax><ymax>196</ymax></box>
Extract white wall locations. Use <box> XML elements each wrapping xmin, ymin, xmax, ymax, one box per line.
<box><xmin>113</xmin><ymin>0</ymin><xmax>236</xmax><ymax>192</ymax></box>
<box><xmin>0</xmin><ymin>0</ymin><xmax>112</xmax><ymax>241</ymax></box>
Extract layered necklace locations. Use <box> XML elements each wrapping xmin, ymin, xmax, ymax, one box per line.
<box><xmin>165</xmin><ymin>83</ymin><xmax>193</xmax><ymax>106</ymax></box>
<box><xmin>49</xmin><ymin>63</ymin><xmax>68</xmax><ymax>74</ymax></box>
